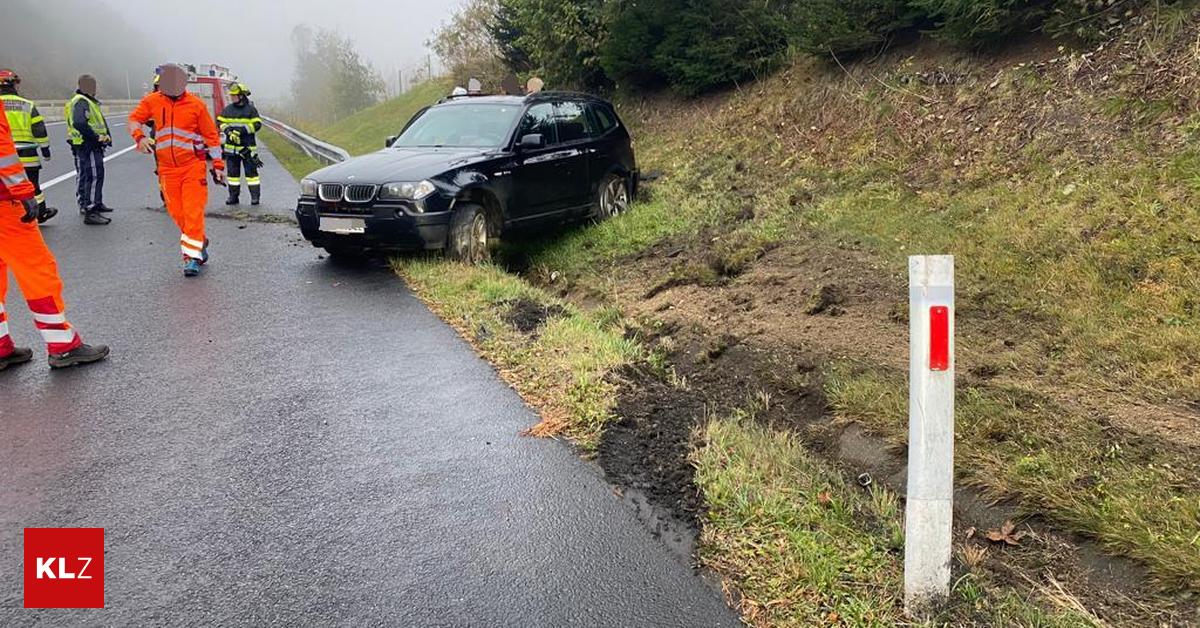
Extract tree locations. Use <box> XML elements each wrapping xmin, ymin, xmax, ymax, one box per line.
<box><xmin>289</xmin><ymin>25</ymin><xmax>385</xmax><ymax>125</ymax></box>
<box><xmin>493</xmin><ymin>0</ymin><xmax>610</xmax><ymax>89</ymax></box>
<box><xmin>430</xmin><ymin>0</ymin><xmax>508</xmax><ymax>89</ymax></box>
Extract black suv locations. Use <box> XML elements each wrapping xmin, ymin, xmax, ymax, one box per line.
<box><xmin>295</xmin><ymin>91</ymin><xmax>638</xmax><ymax>261</ymax></box>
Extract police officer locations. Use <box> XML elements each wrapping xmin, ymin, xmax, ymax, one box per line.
<box><xmin>66</xmin><ymin>74</ymin><xmax>112</xmax><ymax>225</ymax></box>
<box><xmin>216</xmin><ymin>83</ymin><xmax>263</xmax><ymax>206</ymax></box>
<box><xmin>0</xmin><ymin>69</ymin><xmax>57</xmax><ymax>223</ymax></box>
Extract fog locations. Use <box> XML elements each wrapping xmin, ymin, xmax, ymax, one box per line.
<box><xmin>1</xmin><ymin>0</ymin><xmax>459</xmax><ymax>103</ymax></box>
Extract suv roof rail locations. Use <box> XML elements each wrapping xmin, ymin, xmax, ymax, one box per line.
<box><xmin>524</xmin><ymin>90</ymin><xmax>606</xmax><ymax>104</ymax></box>
<box><xmin>437</xmin><ymin>92</ymin><xmax>498</xmax><ymax>104</ymax></box>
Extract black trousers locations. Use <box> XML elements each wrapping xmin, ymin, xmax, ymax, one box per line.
<box><xmin>26</xmin><ymin>166</ymin><xmax>45</xmax><ymax>209</ymax></box>
<box><xmin>72</xmin><ymin>144</ymin><xmax>105</xmax><ymax>211</ymax></box>
<box><xmin>225</xmin><ymin>152</ymin><xmax>260</xmax><ymax>198</ymax></box>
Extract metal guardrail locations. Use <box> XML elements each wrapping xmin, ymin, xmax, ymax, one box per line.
<box><xmin>261</xmin><ymin>115</ymin><xmax>350</xmax><ymax>165</ymax></box>
<box><xmin>38</xmin><ymin>100</ymin><xmax>140</xmax><ymax>123</ymax></box>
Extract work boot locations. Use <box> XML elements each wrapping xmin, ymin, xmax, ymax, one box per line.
<box><xmin>83</xmin><ymin>211</ymin><xmax>111</xmax><ymax>225</ymax></box>
<box><xmin>250</xmin><ymin>188</ymin><xmax>261</xmax><ymax>206</ymax></box>
<box><xmin>48</xmin><ymin>343</ymin><xmax>110</xmax><ymax>369</ymax></box>
<box><xmin>225</xmin><ymin>190</ymin><xmax>240</xmax><ymax>206</ymax></box>
<box><xmin>94</xmin><ymin>204</ymin><xmax>113</xmax><ymax>213</ymax></box>
<box><xmin>0</xmin><ymin>347</ymin><xmax>34</xmax><ymax>371</ymax></box>
<box><xmin>37</xmin><ymin>206</ymin><xmax>59</xmax><ymax>224</ymax></box>
<box><xmin>200</xmin><ymin>238</ymin><xmax>211</xmax><ymax>265</ymax></box>
<box><xmin>184</xmin><ymin>258</ymin><xmax>202</xmax><ymax>277</ymax></box>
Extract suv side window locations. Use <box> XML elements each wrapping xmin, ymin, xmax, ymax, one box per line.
<box><xmin>517</xmin><ymin>103</ymin><xmax>558</xmax><ymax>146</ymax></box>
<box><xmin>555</xmin><ymin>101</ymin><xmax>596</xmax><ymax>143</ymax></box>
<box><xmin>589</xmin><ymin>104</ymin><xmax>618</xmax><ymax>135</ymax></box>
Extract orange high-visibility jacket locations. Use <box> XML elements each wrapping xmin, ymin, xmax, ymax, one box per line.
<box><xmin>128</xmin><ymin>91</ymin><xmax>225</xmax><ymax>171</ymax></box>
<box><xmin>0</xmin><ymin>113</ymin><xmax>35</xmax><ymax>202</ymax></box>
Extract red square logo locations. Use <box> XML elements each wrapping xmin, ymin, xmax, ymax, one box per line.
<box><xmin>23</xmin><ymin>528</ymin><xmax>105</xmax><ymax>609</ymax></box>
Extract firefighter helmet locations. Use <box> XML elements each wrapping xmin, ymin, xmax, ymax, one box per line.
<box><xmin>228</xmin><ymin>83</ymin><xmax>250</xmax><ymax>97</ymax></box>
<box><xmin>0</xmin><ymin>69</ymin><xmax>19</xmax><ymax>86</ymax></box>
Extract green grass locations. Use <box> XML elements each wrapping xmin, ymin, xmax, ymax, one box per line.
<box><xmin>825</xmin><ymin>360</ymin><xmax>1200</xmax><ymax>590</ymax></box>
<box><xmin>315</xmin><ymin>79</ymin><xmax>453</xmax><ymax>156</ymax></box>
<box><xmin>695</xmin><ymin>407</ymin><xmax>1096</xmax><ymax>627</ymax></box>
<box><xmin>259</xmin><ymin>127</ymin><xmax>324</xmax><ymax>181</ymax></box>
<box><xmin>395</xmin><ymin>258</ymin><xmax>642</xmax><ymax>449</ymax></box>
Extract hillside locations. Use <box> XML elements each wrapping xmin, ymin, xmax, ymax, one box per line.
<box><xmin>270</xmin><ymin>14</ymin><xmax>1200</xmax><ymax>623</ymax></box>
<box><xmin>265</xmin><ymin>78</ymin><xmax>454</xmax><ymax>180</ymax></box>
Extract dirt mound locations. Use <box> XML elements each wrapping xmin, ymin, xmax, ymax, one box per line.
<box><xmin>502</xmin><ymin>297</ymin><xmax>566</xmax><ymax>335</ymax></box>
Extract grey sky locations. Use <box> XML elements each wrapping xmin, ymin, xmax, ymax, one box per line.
<box><xmin>100</xmin><ymin>0</ymin><xmax>460</xmax><ymax>101</ymax></box>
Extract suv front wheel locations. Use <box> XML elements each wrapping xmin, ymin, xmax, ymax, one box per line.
<box><xmin>447</xmin><ymin>203</ymin><xmax>491</xmax><ymax>264</ymax></box>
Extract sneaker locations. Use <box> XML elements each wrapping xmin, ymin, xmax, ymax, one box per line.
<box><xmin>48</xmin><ymin>343</ymin><xmax>109</xmax><ymax>369</ymax></box>
<box><xmin>94</xmin><ymin>204</ymin><xmax>114</xmax><ymax>213</ymax></box>
<box><xmin>184</xmin><ymin>258</ymin><xmax>202</xmax><ymax>277</ymax></box>
<box><xmin>83</xmin><ymin>211</ymin><xmax>111</xmax><ymax>225</ymax></box>
<box><xmin>0</xmin><ymin>347</ymin><xmax>34</xmax><ymax>371</ymax></box>
<box><xmin>200</xmin><ymin>238</ymin><xmax>210</xmax><ymax>265</ymax></box>
<box><xmin>37</xmin><ymin>207</ymin><xmax>59</xmax><ymax>224</ymax></box>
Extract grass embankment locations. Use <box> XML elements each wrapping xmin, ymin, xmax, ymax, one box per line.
<box><xmin>509</xmin><ymin>12</ymin><xmax>1200</xmax><ymax>595</ymax></box>
<box><xmin>262</xmin><ymin>78</ymin><xmax>454</xmax><ymax>180</ymax></box>
<box><xmin>393</xmin><ymin>259</ymin><xmax>1095</xmax><ymax>626</ymax></box>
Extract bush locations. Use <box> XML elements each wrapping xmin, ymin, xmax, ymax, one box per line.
<box><xmin>602</xmin><ymin>0</ymin><xmax>792</xmax><ymax>96</ymax></box>
<box><xmin>788</xmin><ymin>0</ymin><xmax>917</xmax><ymax>56</ymax></box>
<box><xmin>911</xmin><ymin>0</ymin><xmax>1043</xmax><ymax>44</ymax></box>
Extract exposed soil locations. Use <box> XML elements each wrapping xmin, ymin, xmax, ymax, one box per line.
<box><xmin>502</xmin><ymin>297</ymin><xmax>566</xmax><ymax>335</ymax></box>
<box><xmin>550</xmin><ymin>225</ymin><xmax>1199</xmax><ymax>625</ymax></box>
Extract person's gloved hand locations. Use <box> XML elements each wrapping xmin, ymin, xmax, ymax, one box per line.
<box><xmin>136</xmin><ymin>136</ymin><xmax>154</xmax><ymax>153</ymax></box>
<box><xmin>227</xmin><ymin>129</ymin><xmax>241</xmax><ymax>145</ymax></box>
<box><xmin>20</xmin><ymin>197</ymin><xmax>39</xmax><ymax>223</ymax></box>
<box><xmin>211</xmin><ymin>167</ymin><xmax>227</xmax><ymax>185</ymax></box>
<box><xmin>40</xmin><ymin>147</ymin><xmax>51</xmax><ymax>162</ymax></box>
<box><xmin>98</xmin><ymin>134</ymin><xmax>112</xmax><ymax>147</ymax></box>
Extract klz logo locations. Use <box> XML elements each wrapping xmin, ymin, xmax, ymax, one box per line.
<box><xmin>24</xmin><ymin>528</ymin><xmax>104</xmax><ymax>608</ymax></box>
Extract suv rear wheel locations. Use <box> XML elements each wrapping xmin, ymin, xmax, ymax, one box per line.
<box><xmin>447</xmin><ymin>203</ymin><xmax>491</xmax><ymax>263</ymax></box>
<box><xmin>595</xmin><ymin>174</ymin><xmax>630</xmax><ymax>221</ymax></box>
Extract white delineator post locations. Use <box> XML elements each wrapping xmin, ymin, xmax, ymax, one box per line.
<box><xmin>904</xmin><ymin>255</ymin><xmax>955</xmax><ymax>610</ymax></box>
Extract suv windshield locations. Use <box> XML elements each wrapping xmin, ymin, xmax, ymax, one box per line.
<box><xmin>394</xmin><ymin>103</ymin><xmax>522</xmax><ymax>149</ymax></box>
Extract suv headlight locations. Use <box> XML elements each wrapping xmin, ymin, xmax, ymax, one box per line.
<box><xmin>380</xmin><ymin>180</ymin><xmax>436</xmax><ymax>201</ymax></box>
<box><xmin>299</xmin><ymin>178</ymin><xmax>318</xmax><ymax>198</ymax></box>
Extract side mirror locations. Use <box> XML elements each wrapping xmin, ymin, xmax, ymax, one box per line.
<box><xmin>385</xmin><ymin>135</ymin><xmax>398</xmax><ymax>148</ymax></box>
<box><xmin>518</xmin><ymin>133</ymin><xmax>545</xmax><ymax>150</ymax></box>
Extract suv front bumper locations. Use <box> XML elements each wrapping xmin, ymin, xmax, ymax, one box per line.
<box><xmin>296</xmin><ymin>199</ymin><xmax>452</xmax><ymax>251</ymax></box>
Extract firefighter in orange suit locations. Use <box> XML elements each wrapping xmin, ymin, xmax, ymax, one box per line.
<box><xmin>0</xmin><ymin>111</ymin><xmax>109</xmax><ymax>370</ymax></box>
<box><xmin>128</xmin><ymin>64</ymin><xmax>226</xmax><ymax>277</ymax></box>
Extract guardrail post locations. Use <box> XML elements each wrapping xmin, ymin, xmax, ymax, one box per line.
<box><xmin>904</xmin><ymin>255</ymin><xmax>955</xmax><ymax>613</ymax></box>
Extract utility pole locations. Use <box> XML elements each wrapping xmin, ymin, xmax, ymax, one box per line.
<box><xmin>398</xmin><ymin>69</ymin><xmax>403</xmax><ymax>96</ymax></box>
<box><xmin>125</xmin><ymin>71</ymin><xmax>132</xmax><ymax>99</ymax></box>
<box><xmin>427</xmin><ymin>55</ymin><xmax>432</xmax><ymax>80</ymax></box>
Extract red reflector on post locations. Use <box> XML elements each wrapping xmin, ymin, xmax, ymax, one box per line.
<box><xmin>929</xmin><ymin>306</ymin><xmax>950</xmax><ymax>371</ymax></box>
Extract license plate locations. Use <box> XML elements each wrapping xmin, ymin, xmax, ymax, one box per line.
<box><xmin>319</xmin><ymin>217</ymin><xmax>366</xmax><ymax>234</ymax></box>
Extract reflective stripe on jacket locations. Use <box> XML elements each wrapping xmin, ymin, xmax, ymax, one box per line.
<box><xmin>217</xmin><ymin>100</ymin><xmax>262</xmax><ymax>152</ymax></box>
<box><xmin>127</xmin><ymin>91</ymin><xmax>224</xmax><ymax>170</ymax></box>
<box><xmin>0</xmin><ymin>113</ymin><xmax>35</xmax><ymax>201</ymax></box>
<box><xmin>2</xmin><ymin>94</ymin><xmax>49</xmax><ymax>167</ymax></box>
<box><xmin>65</xmin><ymin>92</ymin><xmax>108</xmax><ymax>146</ymax></box>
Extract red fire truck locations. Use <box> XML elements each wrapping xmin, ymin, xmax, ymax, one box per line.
<box><xmin>185</xmin><ymin>64</ymin><xmax>239</xmax><ymax>120</ymax></box>
<box><xmin>154</xmin><ymin>63</ymin><xmax>239</xmax><ymax>120</ymax></box>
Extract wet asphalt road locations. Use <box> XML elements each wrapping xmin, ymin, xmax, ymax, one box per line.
<box><xmin>0</xmin><ymin>135</ymin><xmax>739</xmax><ymax>625</ymax></box>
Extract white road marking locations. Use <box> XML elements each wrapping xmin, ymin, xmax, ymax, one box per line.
<box><xmin>41</xmin><ymin>144</ymin><xmax>140</xmax><ymax>190</ymax></box>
